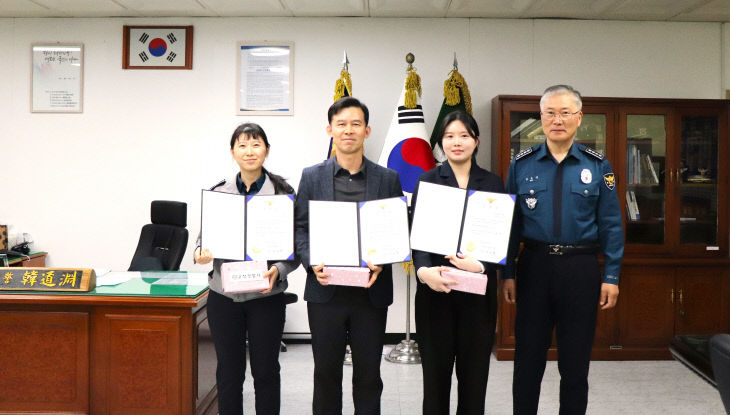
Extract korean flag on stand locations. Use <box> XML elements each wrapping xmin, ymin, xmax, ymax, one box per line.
<box><xmin>129</xmin><ymin>27</ymin><xmax>187</xmax><ymax>67</ymax></box>
<box><xmin>377</xmin><ymin>68</ymin><xmax>436</xmax><ymax>203</ymax></box>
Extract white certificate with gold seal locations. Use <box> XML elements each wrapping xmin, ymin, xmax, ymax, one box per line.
<box><xmin>460</xmin><ymin>191</ymin><xmax>516</xmax><ymax>265</ymax></box>
<box><xmin>358</xmin><ymin>196</ymin><xmax>411</xmax><ymax>265</ymax></box>
<box><xmin>411</xmin><ymin>182</ymin><xmax>515</xmax><ymax>264</ymax></box>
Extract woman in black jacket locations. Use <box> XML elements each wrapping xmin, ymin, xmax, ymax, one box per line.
<box><xmin>194</xmin><ymin>123</ymin><xmax>298</xmax><ymax>415</ymax></box>
<box><xmin>411</xmin><ymin>111</ymin><xmax>506</xmax><ymax>415</ymax></box>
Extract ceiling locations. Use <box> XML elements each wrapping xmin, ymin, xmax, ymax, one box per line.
<box><xmin>3</xmin><ymin>0</ymin><xmax>730</xmax><ymax>21</ymax></box>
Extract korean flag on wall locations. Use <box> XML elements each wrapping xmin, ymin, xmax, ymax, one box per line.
<box><xmin>128</xmin><ymin>27</ymin><xmax>188</xmax><ymax>67</ymax></box>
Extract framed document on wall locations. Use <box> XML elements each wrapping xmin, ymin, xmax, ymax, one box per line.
<box><xmin>237</xmin><ymin>42</ymin><xmax>294</xmax><ymax>115</ymax></box>
<box><xmin>31</xmin><ymin>43</ymin><xmax>83</xmax><ymax>113</ymax></box>
<box><xmin>122</xmin><ymin>25</ymin><xmax>193</xmax><ymax>69</ymax></box>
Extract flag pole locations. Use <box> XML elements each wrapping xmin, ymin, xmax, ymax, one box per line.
<box><xmin>384</xmin><ymin>53</ymin><xmax>423</xmax><ymax>366</ymax></box>
<box><xmin>385</xmin><ymin>265</ymin><xmax>421</xmax><ymax>364</ymax></box>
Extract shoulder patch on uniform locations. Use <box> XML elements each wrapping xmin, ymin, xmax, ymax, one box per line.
<box><xmin>209</xmin><ymin>179</ymin><xmax>226</xmax><ymax>190</ymax></box>
<box><xmin>582</xmin><ymin>146</ymin><xmax>604</xmax><ymax>160</ymax></box>
<box><xmin>603</xmin><ymin>173</ymin><xmax>615</xmax><ymax>190</ymax></box>
<box><xmin>514</xmin><ymin>147</ymin><xmax>535</xmax><ymax>161</ymax></box>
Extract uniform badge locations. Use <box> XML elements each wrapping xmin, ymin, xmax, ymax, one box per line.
<box><xmin>526</xmin><ymin>197</ymin><xmax>537</xmax><ymax>210</ymax></box>
<box><xmin>603</xmin><ymin>173</ymin><xmax>616</xmax><ymax>190</ymax></box>
<box><xmin>581</xmin><ymin>169</ymin><xmax>592</xmax><ymax>184</ymax></box>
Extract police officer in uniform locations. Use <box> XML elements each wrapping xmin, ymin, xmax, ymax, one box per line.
<box><xmin>503</xmin><ymin>85</ymin><xmax>624</xmax><ymax>415</ymax></box>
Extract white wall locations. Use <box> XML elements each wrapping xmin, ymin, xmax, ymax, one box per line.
<box><xmin>1</xmin><ymin>17</ymin><xmax>725</xmax><ymax>334</ymax></box>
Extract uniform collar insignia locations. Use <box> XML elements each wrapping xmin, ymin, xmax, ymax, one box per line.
<box><xmin>515</xmin><ymin>147</ymin><xmax>534</xmax><ymax>160</ymax></box>
<box><xmin>582</xmin><ymin>146</ymin><xmax>604</xmax><ymax>160</ymax></box>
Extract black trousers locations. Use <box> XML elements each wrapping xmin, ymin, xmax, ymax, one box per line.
<box><xmin>512</xmin><ymin>247</ymin><xmax>602</xmax><ymax>415</ymax></box>
<box><xmin>415</xmin><ymin>275</ymin><xmax>498</xmax><ymax>415</ymax></box>
<box><xmin>207</xmin><ymin>290</ymin><xmax>285</xmax><ymax>415</ymax></box>
<box><xmin>307</xmin><ymin>288</ymin><xmax>388</xmax><ymax>415</ymax></box>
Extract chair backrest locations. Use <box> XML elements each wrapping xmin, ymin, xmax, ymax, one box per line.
<box><xmin>129</xmin><ymin>200</ymin><xmax>188</xmax><ymax>271</ymax></box>
<box><xmin>710</xmin><ymin>333</ymin><xmax>730</xmax><ymax>413</ymax></box>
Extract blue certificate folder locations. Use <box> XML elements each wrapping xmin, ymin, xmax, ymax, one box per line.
<box><xmin>308</xmin><ymin>196</ymin><xmax>411</xmax><ymax>267</ymax></box>
<box><xmin>200</xmin><ymin>190</ymin><xmax>294</xmax><ymax>261</ymax></box>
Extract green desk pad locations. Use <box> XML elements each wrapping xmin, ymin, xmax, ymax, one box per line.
<box><xmin>2</xmin><ymin>271</ymin><xmax>209</xmax><ymax>298</ymax></box>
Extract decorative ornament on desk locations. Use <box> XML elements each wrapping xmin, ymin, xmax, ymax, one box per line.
<box><xmin>0</xmin><ymin>224</ymin><xmax>7</xmax><ymax>250</ymax></box>
<box><xmin>12</xmin><ymin>233</ymin><xmax>33</xmax><ymax>254</ymax></box>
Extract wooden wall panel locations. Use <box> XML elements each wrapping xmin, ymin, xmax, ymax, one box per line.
<box><xmin>675</xmin><ymin>270</ymin><xmax>725</xmax><ymax>334</ymax></box>
<box><xmin>101</xmin><ymin>313</ymin><xmax>182</xmax><ymax>415</ymax></box>
<box><xmin>619</xmin><ymin>268</ymin><xmax>675</xmax><ymax>347</ymax></box>
<box><xmin>0</xmin><ymin>311</ymin><xmax>88</xmax><ymax>413</ymax></box>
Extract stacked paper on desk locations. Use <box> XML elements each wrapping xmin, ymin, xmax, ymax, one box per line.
<box><xmin>221</xmin><ymin>260</ymin><xmax>269</xmax><ymax>293</ymax></box>
<box><xmin>441</xmin><ymin>267</ymin><xmax>487</xmax><ymax>295</ymax></box>
<box><xmin>323</xmin><ymin>266</ymin><xmax>370</xmax><ymax>287</ymax></box>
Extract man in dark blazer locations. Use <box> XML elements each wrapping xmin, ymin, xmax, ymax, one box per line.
<box><xmin>295</xmin><ymin>96</ymin><xmax>403</xmax><ymax>415</ymax></box>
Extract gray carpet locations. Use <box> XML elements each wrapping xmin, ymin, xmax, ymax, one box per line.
<box><xmin>236</xmin><ymin>344</ymin><xmax>726</xmax><ymax>414</ymax></box>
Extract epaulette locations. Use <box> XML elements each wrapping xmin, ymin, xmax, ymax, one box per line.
<box><xmin>209</xmin><ymin>179</ymin><xmax>226</xmax><ymax>190</ymax></box>
<box><xmin>514</xmin><ymin>146</ymin><xmax>536</xmax><ymax>161</ymax></box>
<box><xmin>581</xmin><ymin>146</ymin><xmax>604</xmax><ymax>161</ymax></box>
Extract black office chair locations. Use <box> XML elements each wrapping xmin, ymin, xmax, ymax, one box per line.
<box><xmin>710</xmin><ymin>334</ymin><xmax>730</xmax><ymax>413</ymax></box>
<box><xmin>129</xmin><ymin>200</ymin><xmax>188</xmax><ymax>271</ymax></box>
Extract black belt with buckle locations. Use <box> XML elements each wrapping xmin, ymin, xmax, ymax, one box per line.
<box><xmin>524</xmin><ymin>239</ymin><xmax>598</xmax><ymax>256</ymax></box>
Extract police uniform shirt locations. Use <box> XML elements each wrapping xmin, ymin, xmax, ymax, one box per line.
<box><xmin>235</xmin><ymin>171</ymin><xmax>266</xmax><ymax>196</ymax></box>
<box><xmin>505</xmin><ymin>142</ymin><xmax>624</xmax><ymax>284</ymax></box>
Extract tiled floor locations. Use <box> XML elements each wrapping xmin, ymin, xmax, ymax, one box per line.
<box><xmin>238</xmin><ymin>344</ymin><xmax>726</xmax><ymax>414</ymax></box>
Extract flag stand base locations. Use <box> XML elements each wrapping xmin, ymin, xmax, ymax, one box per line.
<box><xmin>385</xmin><ymin>339</ymin><xmax>421</xmax><ymax>364</ymax></box>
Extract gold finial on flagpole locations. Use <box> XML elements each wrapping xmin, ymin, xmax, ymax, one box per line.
<box><xmin>334</xmin><ymin>51</ymin><xmax>352</xmax><ymax>101</ymax></box>
<box><xmin>443</xmin><ymin>52</ymin><xmax>472</xmax><ymax>114</ymax></box>
<box><xmin>404</xmin><ymin>53</ymin><xmax>421</xmax><ymax>109</ymax></box>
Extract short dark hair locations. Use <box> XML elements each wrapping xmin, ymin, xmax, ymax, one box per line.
<box><xmin>436</xmin><ymin>110</ymin><xmax>480</xmax><ymax>158</ymax></box>
<box><xmin>328</xmin><ymin>96</ymin><xmax>369</xmax><ymax>126</ymax></box>
<box><xmin>229</xmin><ymin>123</ymin><xmax>270</xmax><ymax>149</ymax></box>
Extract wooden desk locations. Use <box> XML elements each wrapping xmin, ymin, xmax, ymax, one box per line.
<box><xmin>8</xmin><ymin>252</ymin><xmax>48</xmax><ymax>268</ymax></box>
<box><xmin>6</xmin><ymin>251</ymin><xmax>46</xmax><ymax>267</ymax></box>
<box><xmin>0</xmin><ymin>271</ymin><xmax>217</xmax><ymax>415</ymax></box>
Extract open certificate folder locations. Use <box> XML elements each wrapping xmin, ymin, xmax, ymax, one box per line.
<box><xmin>309</xmin><ymin>197</ymin><xmax>411</xmax><ymax>266</ymax></box>
<box><xmin>200</xmin><ymin>190</ymin><xmax>294</xmax><ymax>261</ymax></box>
<box><xmin>410</xmin><ymin>181</ymin><xmax>516</xmax><ymax>265</ymax></box>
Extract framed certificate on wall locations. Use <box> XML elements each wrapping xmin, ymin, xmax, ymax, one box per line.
<box><xmin>237</xmin><ymin>42</ymin><xmax>294</xmax><ymax>115</ymax></box>
<box><xmin>122</xmin><ymin>25</ymin><xmax>193</xmax><ymax>69</ymax></box>
<box><xmin>31</xmin><ymin>43</ymin><xmax>84</xmax><ymax>113</ymax></box>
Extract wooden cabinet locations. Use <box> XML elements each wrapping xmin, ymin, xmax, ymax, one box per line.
<box><xmin>492</xmin><ymin>95</ymin><xmax>730</xmax><ymax>360</ymax></box>
<box><xmin>7</xmin><ymin>252</ymin><xmax>46</xmax><ymax>267</ymax></box>
<box><xmin>0</xmin><ymin>291</ymin><xmax>217</xmax><ymax>414</ymax></box>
